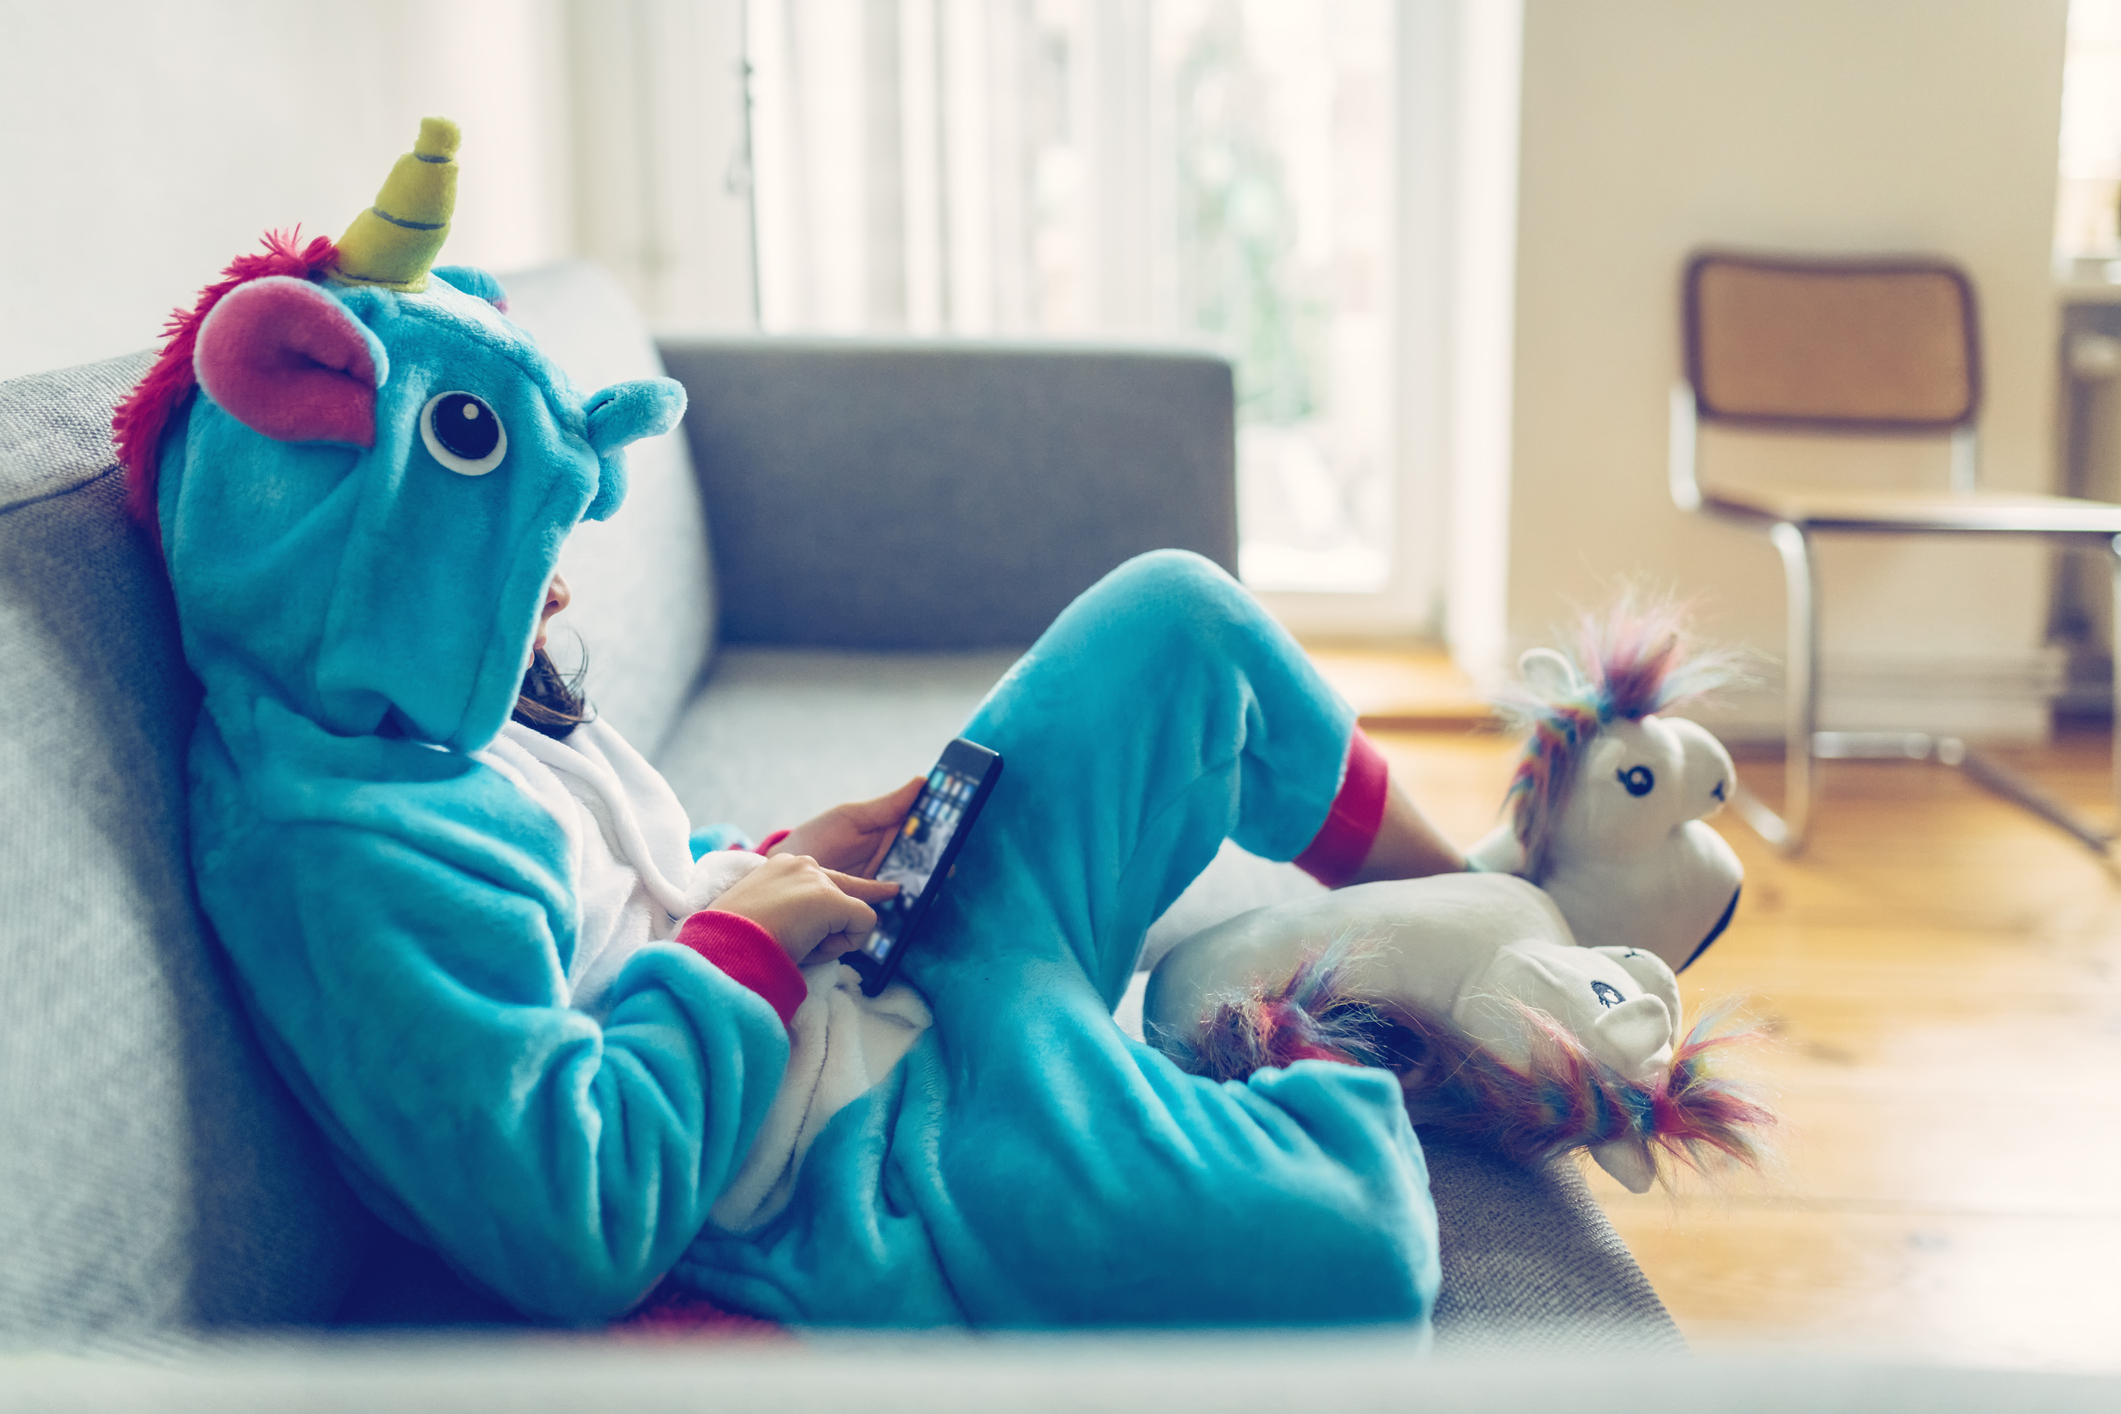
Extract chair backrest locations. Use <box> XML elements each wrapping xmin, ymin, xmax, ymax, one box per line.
<box><xmin>1683</xmin><ymin>252</ymin><xmax>1981</xmax><ymax>433</ymax></box>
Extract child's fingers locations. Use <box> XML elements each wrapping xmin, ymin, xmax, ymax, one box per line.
<box><xmin>825</xmin><ymin>869</ymin><xmax>900</xmax><ymax>902</ymax></box>
<box><xmin>805</xmin><ymin>931</ymin><xmax>865</xmax><ymax>963</ymax></box>
<box><xmin>855</xmin><ymin>778</ymin><xmax>925</xmax><ymax>825</ymax></box>
<box><xmin>824</xmin><ymin>891</ymin><xmax>877</xmax><ymax>944</ymax></box>
<box><xmin>820</xmin><ymin>779</ymin><xmax>923</xmax><ymax>878</ymax></box>
<box><xmin>861</xmin><ymin>820</ymin><xmax>908</xmax><ymax>877</ymax></box>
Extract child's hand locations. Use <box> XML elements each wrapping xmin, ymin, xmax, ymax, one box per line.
<box><xmin>709</xmin><ymin>853</ymin><xmax>900</xmax><ymax>966</ymax></box>
<box><xmin>770</xmin><ymin>777</ymin><xmax>925</xmax><ymax>877</ymax></box>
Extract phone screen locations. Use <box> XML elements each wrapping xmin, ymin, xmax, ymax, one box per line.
<box><xmin>861</xmin><ymin>757</ymin><xmax>984</xmax><ymax>965</ymax></box>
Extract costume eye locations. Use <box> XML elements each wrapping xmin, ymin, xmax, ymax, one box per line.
<box><xmin>420</xmin><ymin>391</ymin><xmax>507</xmax><ymax>475</ymax></box>
<box><xmin>1618</xmin><ymin>765</ymin><xmax>1655</xmax><ymax>797</ymax></box>
<box><xmin>1591</xmin><ymin>980</ymin><xmax>1623</xmax><ymax>1009</ymax></box>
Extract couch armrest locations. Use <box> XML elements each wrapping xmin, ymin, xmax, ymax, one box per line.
<box><xmin>657</xmin><ymin>337</ymin><xmax>1237</xmax><ymax>650</ymax></box>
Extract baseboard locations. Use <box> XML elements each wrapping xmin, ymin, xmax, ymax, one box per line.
<box><xmin>1688</xmin><ymin>647</ymin><xmax>2066</xmax><ymax>746</ymax></box>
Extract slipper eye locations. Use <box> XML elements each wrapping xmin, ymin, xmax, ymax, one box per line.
<box><xmin>1617</xmin><ymin>765</ymin><xmax>1655</xmax><ymax>797</ymax></box>
<box><xmin>420</xmin><ymin>391</ymin><xmax>507</xmax><ymax>475</ymax></box>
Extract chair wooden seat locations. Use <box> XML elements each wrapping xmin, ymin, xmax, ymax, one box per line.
<box><xmin>1700</xmin><ymin>485</ymin><xmax>2121</xmax><ymax>536</ymax></box>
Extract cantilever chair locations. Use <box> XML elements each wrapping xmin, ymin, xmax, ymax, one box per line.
<box><xmin>1671</xmin><ymin>250</ymin><xmax>2121</xmax><ymax>856</ymax></box>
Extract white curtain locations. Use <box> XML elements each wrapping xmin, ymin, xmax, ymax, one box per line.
<box><xmin>2059</xmin><ymin>0</ymin><xmax>2121</xmax><ymax>259</ymax></box>
<box><xmin>746</xmin><ymin>0</ymin><xmax>1401</xmax><ymax>595</ymax></box>
<box><xmin>748</xmin><ymin>0</ymin><xmax>1164</xmax><ymax>336</ymax></box>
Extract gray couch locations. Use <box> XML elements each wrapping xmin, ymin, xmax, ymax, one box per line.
<box><xmin>0</xmin><ymin>261</ymin><xmax>1674</xmax><ymax>1352</ymax></box>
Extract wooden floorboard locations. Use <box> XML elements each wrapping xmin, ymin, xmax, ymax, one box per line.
<box><xmin>1355</xmin><ymin>714</ymin><xmax>2121</xmax><ymax>1372</ymax></box>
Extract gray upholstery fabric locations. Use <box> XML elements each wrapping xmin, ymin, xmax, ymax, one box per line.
<box><xmin>660</xmin><ymin>337</ymin><xmax>1238</xmax><ymax>650</ymax></box>
<box><xmin>0</xmin><ymin>356</ymin><xmax>372</xmax><ymax>1337</ymax></box>
<box><xmin>502</xmin><ymin>262</ymin><xmax>716</xmax><ymax>756</ymax></box>
<box><xmin>12</xmin><ymin>1342</ymin><xmax>2121</xmax><ymax>1413</ymax></box>
<box><xmin>654</xmin><ymin>646</ymin><xmax>1022</xmax><ymax>835</ymax></box>
<box><xmin>1423</xmin><ymin>1132</ymin><xmax>1682</xmax><ymax>1352</ymax></box>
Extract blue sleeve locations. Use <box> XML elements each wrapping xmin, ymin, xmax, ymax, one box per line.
<box><xmin>191</xmin><ymin>747</ymin><xmax>788</xmax><ymax>1325</ymax></box>
<box><xmin>688</xmin><ymin>822</ymin><xmax>752</xmax><ymax>858</ymax></box>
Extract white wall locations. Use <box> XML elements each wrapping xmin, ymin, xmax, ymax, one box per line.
<box><xmin>1507</xmin><ymin>0</ymin><xmax>2070</xmax><ymax>740</ymax></box>
<box><xmin>0</xmin><ymin>0</ymin><xmax>751</xmax><ymax>385</ymax></box>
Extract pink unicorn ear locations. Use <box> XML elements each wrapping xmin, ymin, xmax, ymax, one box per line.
<box><xmin>193</xmin><ymin>276</ymin><xmax>383</xmax><ymax>446</ymax></box>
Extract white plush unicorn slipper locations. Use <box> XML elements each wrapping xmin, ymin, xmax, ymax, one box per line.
<box><xmin>1471</xmin><ymin>611</ymin><xmax>1744</xmax><ymax>974</ymax></box>
<box><xmin>1144</xmin><ymin>875</ymin><xmax>1765</xmax><ymax>1192</ymax></box>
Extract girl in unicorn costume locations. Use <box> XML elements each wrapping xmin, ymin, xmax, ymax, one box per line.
<box><xmin>1146</xmin><ymin>613</ymin><xmax>1770</xmax><ymax>1194</ymax></box>
<box><xmin>124</xmin><ymin>121</ymin><xmax>1474</xmax><ymax>1329</ymax></box>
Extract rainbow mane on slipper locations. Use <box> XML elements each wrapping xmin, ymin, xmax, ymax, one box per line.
<box><xmin>1154</xmin><ymin>927</ymin><xmax>1770</xmax><ymax>1190</ymax></box>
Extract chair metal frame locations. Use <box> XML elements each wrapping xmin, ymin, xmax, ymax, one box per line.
<box><xmin>1670</xmin><ymin>251</ymin><xmax>2121</xmax><ymax>857</ymax></box>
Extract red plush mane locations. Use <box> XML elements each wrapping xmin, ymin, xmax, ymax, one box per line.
<box><xmin>111</xmin><ymin>228</ymin><xmax>340</xmax><ymax>545</ymax></box>
<box><xmin>1168</xmin><ymin>936</ymin><xmax>1775</xmax><ymax>1183</ymax></box>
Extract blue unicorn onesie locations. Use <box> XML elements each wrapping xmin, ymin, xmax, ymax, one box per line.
<box><xmin>121</xmin><ymin>121</ymin><xmax>1439</xmax><ymax>1329</ymax></box>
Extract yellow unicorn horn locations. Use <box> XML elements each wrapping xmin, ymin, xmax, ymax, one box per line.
<box><xmin>330</xmin><ymin>117</ymin><xmax>460</xmax><ymax>293</ymax></box>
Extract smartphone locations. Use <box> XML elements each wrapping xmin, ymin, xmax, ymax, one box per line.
<box><xmin>840</xmin><ymin>737</ymin><xmax>1002</xmax><ymax>998</ymax></box>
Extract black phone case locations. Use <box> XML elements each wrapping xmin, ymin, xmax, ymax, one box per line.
<box><xmin>842</xmin><ymin>739</ymin><xmax>1002</xmax><ymax>998</ymax></box>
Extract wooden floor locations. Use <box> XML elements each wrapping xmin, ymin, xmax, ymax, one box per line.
<box><xmin>1329</xmin><ymin>654</ymin><xmax>2121</xmax><ymax>1372</ymax></box>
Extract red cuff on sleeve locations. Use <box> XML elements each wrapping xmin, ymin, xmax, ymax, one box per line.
<box><xmin>675</xmin><ymin>911</ymin><xmax>807</xmax><ymax>1029</ymax></box>
<box><xmin>1292</xmin><ymin>729</ymin><xmax>1390</xmax><ymax>889</ymax></box>
<box><xmin>722</xmin><ymin>829</ymin><xmax>791</xmax><ymax>855</ymax></box>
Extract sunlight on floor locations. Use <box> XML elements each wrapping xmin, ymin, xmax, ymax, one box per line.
<box><xmin>1316</xmin><ymin>646</ymin><xmax>2121</xmax><ymax>1373</ymax></box>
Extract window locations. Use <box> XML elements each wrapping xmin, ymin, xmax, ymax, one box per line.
<box><xmin>2057</xmin><ymin>0</ymin><xmax>2121</xmax><ymax>265</ymax></box>
<box><xmin>746</xmin><ymin>0</ymin><xmax>1400</xmax><ymax>597</ymax></box>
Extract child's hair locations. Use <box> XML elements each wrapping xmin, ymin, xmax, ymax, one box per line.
<box><xmin>512</xmin><ymin>644</ymin><xmax>592</xmax><ymax>739</ymax></box>
<box><xmin>1160</xmin><ymin>935</ymin><xmax>1773</xmax><ymax>1184</ymax></box>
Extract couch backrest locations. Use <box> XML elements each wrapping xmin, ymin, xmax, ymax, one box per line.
<box><xmin>660</xmin><ymin>338</ymin><xmax>1238</xmax><ymax>650</ymax></box>
<box><xmin>501</xmin><ymin>262</ymin><xmax>717</xmax><ymax>756</ymax></box>
<box><xmin>0</xmin><ymin>355</ymin><xmax>377</xmax><ymax>1337</ymax></box>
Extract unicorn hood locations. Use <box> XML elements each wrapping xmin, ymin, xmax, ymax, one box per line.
<box><xmin>106</xmin><ymin>126</ymin><xmax>795</xmax><ymax>1328</ymax></box>
<box><xmin>130</xmin><ymin>120</ymin><xmax>683</xmax><ymax>755</ymax></box>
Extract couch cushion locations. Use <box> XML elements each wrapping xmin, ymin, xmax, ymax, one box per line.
<box><xmin>500</xmin><ymin>262</ymin><xmax>715</xmax><ymax>756</ymax></box>
<box><xmin>0</xmin><ymin>355</ymin><xmax>373</xmax><ymax>1337</ymax></box>
<box><xmin>653</xmin><ymin>645</ymin><xmax>1022</xmax><ymax>835</ymax></box>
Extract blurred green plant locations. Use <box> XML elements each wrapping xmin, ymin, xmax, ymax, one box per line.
<box><xmin>1174</xmin><ymin>0</ymin><xmax>1329</xmax><ymax>429</ymax></box>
